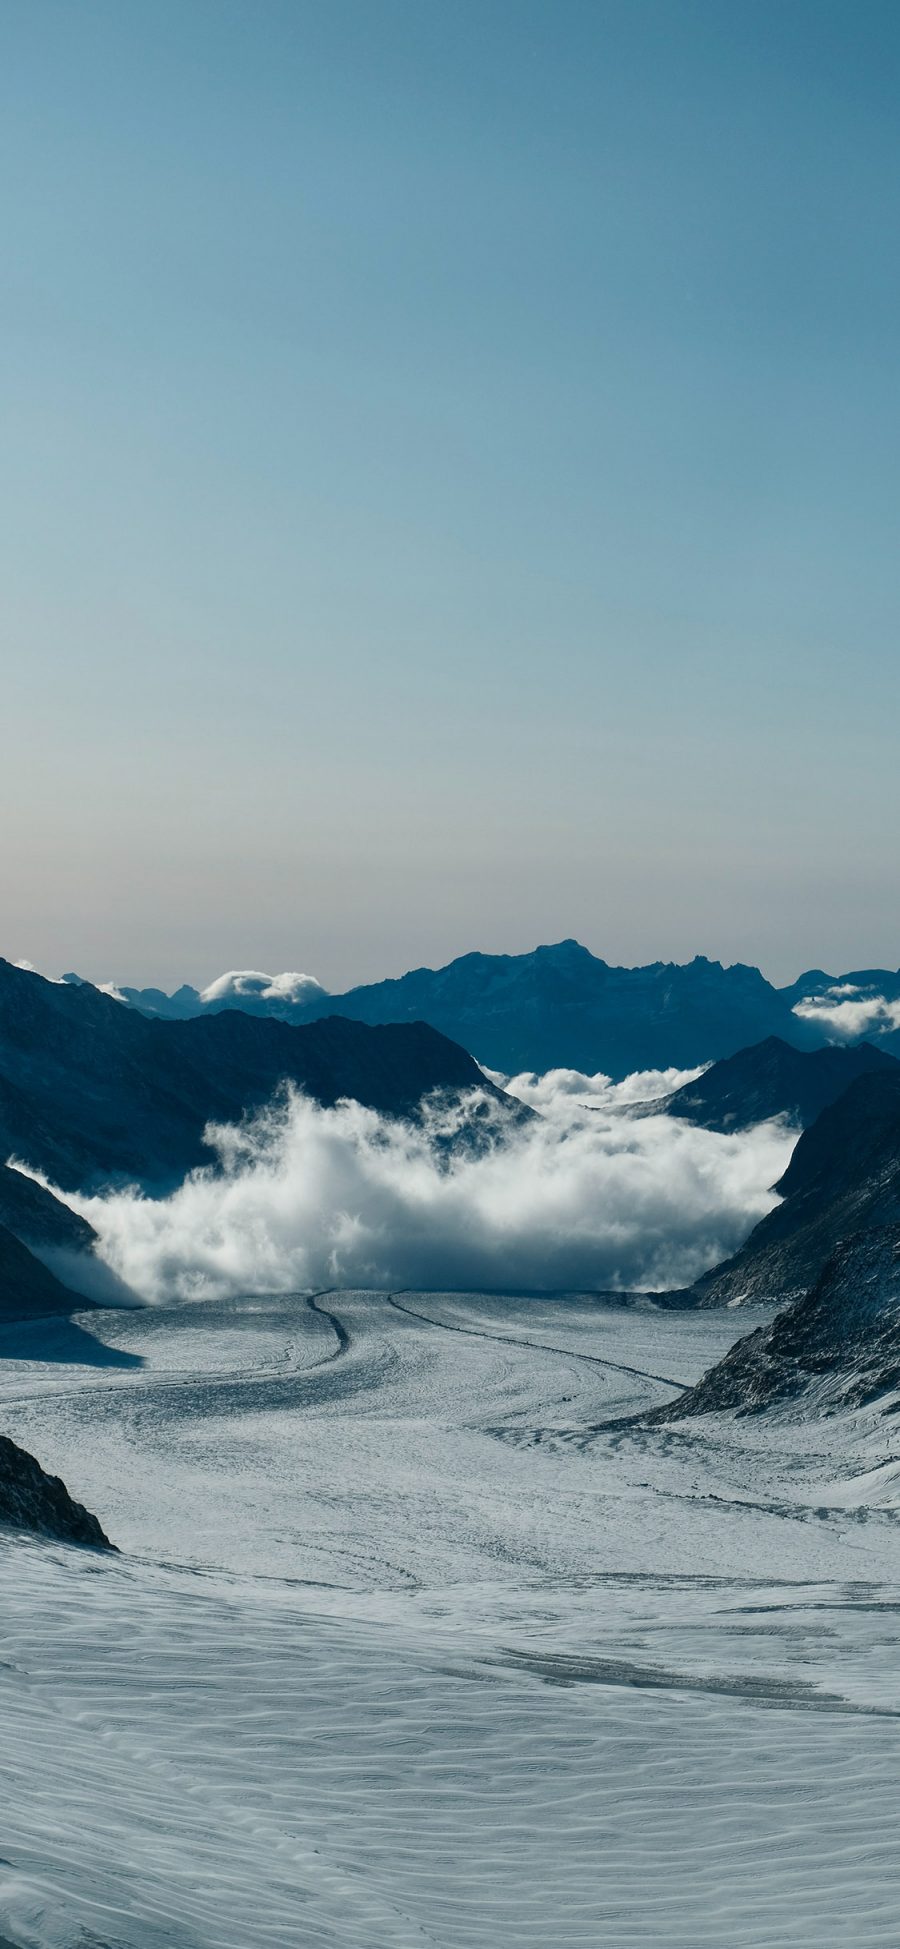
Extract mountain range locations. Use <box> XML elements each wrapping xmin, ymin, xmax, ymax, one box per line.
<box><xmin>0</xmin><ymin>957</ymin><xmax>516</xmax><ymax>1196</ymax></box>
<box><xmin>661</xmin><ymin>1035</ymin><xmax>898</xmax><ymax>1132</ymax></box>
<box><xmin>3</xmin><ymin>955</ymin><xmax>900</xmax><ymax>1430</ymax></box>
<box><xmin>64</xmin><ymin>941</ymin><xmax>900</xmax><ymax>1077</ymax></box>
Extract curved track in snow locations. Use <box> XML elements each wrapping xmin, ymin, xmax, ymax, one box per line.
<box><xmin>3</xmin><ymin>1289</ymin><xmax>900</xmax><ymax>1948</ymax></box>
<box><xmin>385</xmin><ymin>1290</ymin><xmax>690</xmax><ymax>1391</ymax></box>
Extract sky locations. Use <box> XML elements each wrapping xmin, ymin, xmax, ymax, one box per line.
<box><xmin>2</xmin><ymin>0</ymin><xmax>898</xmax><ymax>992</ymax></box>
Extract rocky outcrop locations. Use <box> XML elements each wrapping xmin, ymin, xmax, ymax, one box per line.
<box><xmin>0</xmin><ymin>1162</ymin><xmax>96</xmax><ymax>1252</ymax></box>
<box><xmin>0</xmin><ymin>1223</ymin><xmax>85</xmax><ymax>1324</ymax></box>
<box><xmin>0</xmin><ymin>1433</ymin><xmax>113</xmax><ymax>1546</ymax></box>
<box><xmin>683</xmin><ymin>1069</ymin><xmax>900</xmax><ymax>1307</ymax></box>
<box><xmin>662</xmin><ymin>1036</ymin><xmax>897</xmax><ymax>1134</ymax></box>
<box><xmin>654</xmin><ymin>1227</ymin><xmax>900</xmax><ymax>1419</ymax></box>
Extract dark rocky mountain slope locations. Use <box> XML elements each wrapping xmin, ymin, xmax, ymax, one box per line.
<box><xmin>663</xmin><ymin>1036</ymin><xmax>898</xmax><ymax>1133</ymax></box>
<box><xmin>0</xmin><ymin>959</ymin><xmax>516</xmax><ymax>1193</ymax></box>
<box><xmin>656</xmin><ymin>1227</ymin><xmax>900</xmax><ymax>1419</ymax></box>
<box><xmin>0</xmin><ymin>1162</ymin><xmax>96</xmax><ymax>1252</ymax></box>
<box><xmin>0</xmin><ymin>1223</ymin><xmax>85</xmax><ymax>1324</ymax></box>
<box><xmin>686</xmin><ymin>1069</ymin><xmax>900</xmax><ymax>1307</ymax></box>
<box><xmin>0</xmin><ymin>1432</ymin><xmax>113</xmax><ymax>1546</ymax></box>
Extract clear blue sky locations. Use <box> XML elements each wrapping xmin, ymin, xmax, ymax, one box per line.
<box><xmin>2</xmin><ymin>0</ymin><xmax>898</xmax><ymax>989</ymax></box>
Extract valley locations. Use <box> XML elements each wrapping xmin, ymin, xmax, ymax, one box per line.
<box><xmin>3</xmin><ymin>1289</ymin><xmax>900</xmax><ymax>1947</ymax></box>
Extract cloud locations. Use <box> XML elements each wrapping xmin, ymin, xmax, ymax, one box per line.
<box><xmin>13</xmin><ymin>959</ymin><xmax>65</xmax><ymax>984</ymax></box>
<box><xmin>484</xmin><ymin>1064</ymin><xmax>708</xmax><ymax>1117</ymax></box>
<box><xmin>793</xmin><ymin>989</ymin><xmax>900</xmax><ymax>1040</ymax></box>
<box><xmin>49</xmin><ymin>1068</ymin><xmax>797</xmax><ymax>1304</ymax></box>
<box><xmin>199</xmin><ymin>969</ymin><xmax>326</xmax><ymax>1007</ymax></box>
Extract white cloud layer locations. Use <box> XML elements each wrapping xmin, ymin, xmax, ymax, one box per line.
<box><xmin>199</xmin><ymin>969</ymin><xmax>326</xmax><ymax>1006</ymax></box>
<box><xmin>47</xmin><ymin>1067</ymin><xmax>797</xmax><ymax>1304</ymax></box>
<box><xmin>793</xmin><ymin>988</ymin><xmax>900</xmax><ymax>1039</ymax></box>
<box><xmin>484</xmin><ymin>1064</ymin><xmax>707</xmax><ymax>1115</ymax></box>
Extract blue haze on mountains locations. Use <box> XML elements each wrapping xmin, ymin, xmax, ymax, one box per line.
<box><xmin>77</xmin><ymin>940</ymin><xmax>900</xmax><ymax>1080</ymax></box>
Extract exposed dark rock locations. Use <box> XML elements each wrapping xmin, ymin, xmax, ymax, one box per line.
<box><xmin>683</xmin><ymin>1069</ymin><xmax>900</xmax><ymax>1307</ymax></box>
<box><xmin>653</xmin><ymin>1227</ymin><xmax>900</xmax><ymax>1419</ymax></box>
<box><xmin>0</xmin><ymin>1223</ymin><xmax>86</xmax><ymax>1324</ymax></box>
<box><xmin>0</xmin><ymin>1161</ymin><xmax>96</xmax><ymax>1252</ymax></box>
<box><xmin>0</xmin><ymin>1432</ymin><xmax>113</xmax><ymax>1546</ymax></box>
<box><xmin>662</xmin><ymin>1036</ymin><xmax>897</xmax><ymax>1134</ymax></box>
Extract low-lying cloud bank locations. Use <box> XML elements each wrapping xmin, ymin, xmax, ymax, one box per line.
<box><xmin>40</xmin><ymin>1066</ymin><xmax>798</xmax><ymax>1304</ymax></box>
<box><xmin>793</xmin><ymin>987</ymin><xmax>900</xmax><ymax>1040</ymax></box>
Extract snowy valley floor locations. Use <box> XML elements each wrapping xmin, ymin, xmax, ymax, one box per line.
<box><xmin>3</xmin><ymin>1290</ymin><xmax>900</xmax><ymax>1946</ymax></box>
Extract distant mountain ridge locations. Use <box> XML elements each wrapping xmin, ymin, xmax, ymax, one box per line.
<box><xmin>0</xmin><ymin>959</ymin><xmax>520</xmax><ymax>1197</ymax></box>
<box><xmin>81</xmin><ymin>966</ymin><xmax>326</xmax><ymax>1019</ymax></box>
<box><xmin>289</xmin><ymin>943</ymin><xmax>804</xmax><ymax>1077</ymax></box>
<box><xmin>66</xmin><ymin>941</ymin><xmax>900</xmax><ymax>1077</ymax></box>
<box><xmin>662</xmin><ymin>1036</ymin><xmax>899</xmax><ymax>1133</ymax></box>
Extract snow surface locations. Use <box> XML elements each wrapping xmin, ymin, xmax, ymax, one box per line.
<box><xmin>3</xmin><ymin>1290</ymin><xmax>900</xmax><ymax>1946</ymax></box>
